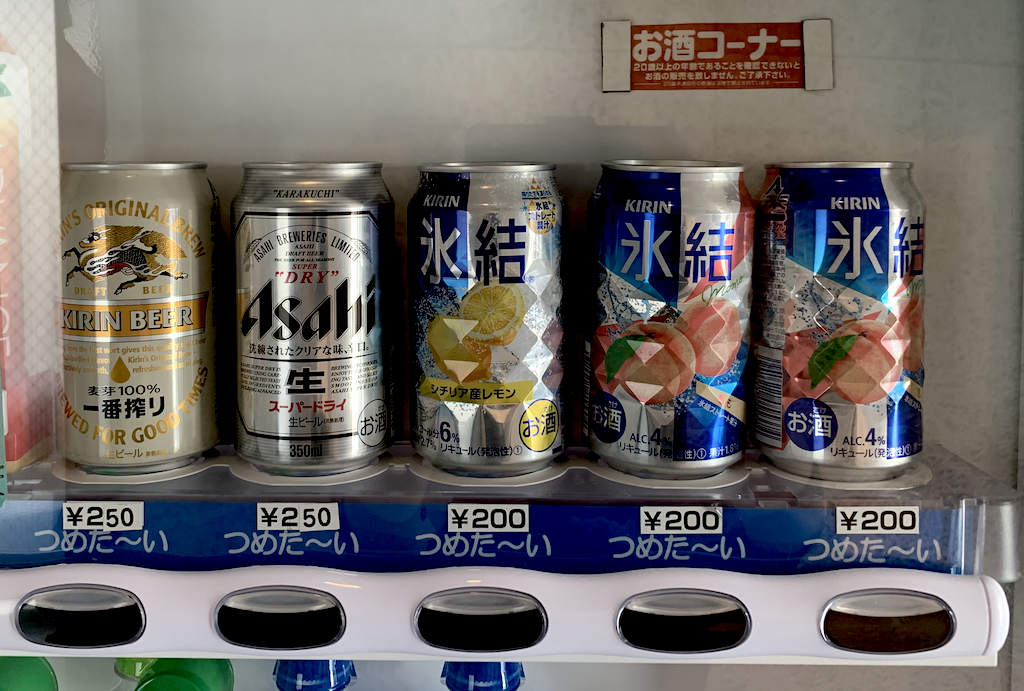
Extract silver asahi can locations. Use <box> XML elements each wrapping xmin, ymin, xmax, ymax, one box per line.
<box><xmin>233</xmin><ymin>163</ymin><xmax>395</xmax><ymax>475</ymax></box>
<box><xmin>59</xmin><ymin>163</ymin><xmax>219</xmax><ymax>473</ymax></box>
<box><xmin>409</xmin><ymin>163</ymin><xmax>565</xmax><ymax>476</ymax></box>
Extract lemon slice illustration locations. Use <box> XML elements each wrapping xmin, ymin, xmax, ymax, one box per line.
<box><xmin>427</xmin><ymin>316</ymin><xmax>491</xmax><ymax>383</ymax></box>
<box><xmin>459</xmin><ymin>283</ymin><xmax>526</xmax><ymax>346</ymax></box>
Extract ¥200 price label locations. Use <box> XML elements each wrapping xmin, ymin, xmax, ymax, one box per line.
<box><xmin>256</xmin><ymin>503</ymin><xmax>340</xmax><ymax>532</ymax></box>
<box><xmin>836</xmin><ymin>506</ymin><xmax>919</xmax><ymax>535</ymax></box>
<box><xmin>640</xmin><ymin>506</ymin><xmax>723</xmax><ymax>535</ymax></box>
<box><xmin>447</xmin><ymin>504</ymin><xmax>530</xmax><ymax>532</ymax></box>
<box><xmin>63</xmin><ymin>502</ymin><xmax>145</xmax><ymax>532</ymax></box>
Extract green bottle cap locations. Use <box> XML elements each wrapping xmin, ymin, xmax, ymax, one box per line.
<box><xmin>135</xmin><ymin>660</ymin><xmax>233</xmax><ymax>691</ymax></box>
<box><xmin>116</xmin><ymin>658</ymin><xmax>159</xmax><ymax>680</ymax></box>
<box><xmin>0</xmin><ymin>658</ymin><xmax>58</xmax><ymax>691</ymax></box>
<box><xmin>136</xmin><ymin>674</ymin><xmax>206</xmax><ymax>691</ymax></box>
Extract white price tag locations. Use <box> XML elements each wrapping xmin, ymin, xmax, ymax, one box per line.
<box><xmin>640</xmin><ymin>506</ymin><xmax>723</xmax><ymax>534</ymax></box>
<box><xmin>256</xmin><ymin>503</ymin><xmax>340</xmax><ymax>532</ymax></box>
<box><xmin>63</xmin><ymin>502</ymin><xmax>145</xmax><ymax>532</ymax></box>
<box><xmin>836</xmin><ymin>506</ymin><xmax>919</xmax><ymax>535</ymax></box>
<box><xmin>447</xmin><ymin>503</ymin><xmax>530</xmax><ymax>533</ymax></box>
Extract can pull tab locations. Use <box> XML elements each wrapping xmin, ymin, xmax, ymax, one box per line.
<box><xmin>416</xmin><ymin>588</ymin><xmax>546</xmax><ymax>652</ymax></box>
<box><xmin>822</xmin><ymin>589</ymin><xmax>954</xmax><ymax>653</ymax></box>
<box><xmin>617</xmin><ymin>589</ymin><xmax>750</xmax><ymax>653</ymax></box>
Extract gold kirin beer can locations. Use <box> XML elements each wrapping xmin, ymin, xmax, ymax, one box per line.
<box><xmin>59</xmin><ymin>163</ymin><xmax>219</xmax><ymax>473</ymax></box>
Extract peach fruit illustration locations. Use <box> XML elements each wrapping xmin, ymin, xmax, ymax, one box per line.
<box><xmin>892</xmin><ymin>292</ymin><xmax>924</xmax><ymax>372</ymax></box>
<box><xmin>675</xmin><ymin>298</ymin><xmax>742</xmax><ymax>378</ymax></box>
<box><xmin>783</xmin><ymin>329</ymin><xmax>832</xmax><ymax>400</ymax></box>
<box><xmin>599</xmin><ymin>321</ymin><xmax>696</xmax><ymax>405</ymax></box>
<box><xmin>592</xmin><ymin>324</ymin><xmax>623</xmax><ymax>394</ymax></box>
<box><xmin>828</xmin><ymin>320</ymin><xmax>902</xmax><ymax>404</ymax></box>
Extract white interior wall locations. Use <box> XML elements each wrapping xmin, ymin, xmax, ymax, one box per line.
<box><xmin>53</xmin><ymin>1</ymin><xmax>1024</xmax><ymax>690</ymax></box>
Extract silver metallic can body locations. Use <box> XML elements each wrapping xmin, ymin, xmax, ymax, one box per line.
<box><xmin>752</xmin><ymin>162</ymin><xmax>925</xmax><ymax>481</ymax></box>
<box><xmin>585</xmin><ymin>161</ymin><xmax>754</xmax><ymax>479</ymax></box>
<box><xmin>409</xmin><ymin>163</ymin><xmax>565</xmax><ymax>476</ymax></box>
<box><xmin>233</xmin><ymin>163</ymin><xmax>395</xmax><ymax>475</ymax></box>
<box><xmin>59</xmin><ymin>163</ymin><xmax>219</xmax><ymax>474</ymax></box>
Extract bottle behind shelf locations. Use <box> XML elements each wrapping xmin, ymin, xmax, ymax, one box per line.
<box><xmin>273</xmin><ymin>660</ymin><xmax>356</xmax><ymax>691</ymax></box>
<box><xmin>0</xmin><ymin>30</ymin><xmax>57</xmax><ymax>477</ymax></box>
<box><xmin>441</xmin><ymin>662</ymin><xmax>524</xmax><ymax>691</ymax></box>
<box><xmin>112</xmin><ymin>658</ymin><xmax>234</xmax><ymax>691</ymax></box>
<box><xmin>0</xmin><ymin>657</ymin><xmax>58</xmax><ymax>691</ymax></box>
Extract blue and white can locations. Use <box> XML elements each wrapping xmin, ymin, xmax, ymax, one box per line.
<box><xmin>585</xmin><ymin>160</ymin><xmax>754</xmax><ymax>478</ymax></box>
<box><xmin>752</xmin><ymin>162</ymin><xmax>925</xmax><ymax>481</ymax></box>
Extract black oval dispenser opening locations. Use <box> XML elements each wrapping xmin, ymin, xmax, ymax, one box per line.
<box><xmin>416</xmin><ymin>588</ymin><xmax>546</xmax><ymax>652</ymax></box>
<box><xmin>215</xmin><ymin>587</ymin><xmax>344</xmax><ymax>650</ymax></box>
<box><xmin>822</xmin><ymin>589</ymin><xmax>955</xmax><ymax>654</ymax></box>
<box><xmin>617</xmin><ymin>589</ymin><xmax>750</xmax><ymax>653</ymax></box>
<box><xmin>17</xmin><ymin>585</ymin><xmax>145</xmax><ymax>648</ymax></box>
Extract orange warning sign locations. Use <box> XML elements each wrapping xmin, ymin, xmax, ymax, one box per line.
<box><xmin>631</xmin><ymin>23</ymin><xmax>806</xmax><ymax>90</ymax></box>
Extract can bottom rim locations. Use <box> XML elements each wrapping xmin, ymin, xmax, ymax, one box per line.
<box><xmin>601</xmin><ymin>452</ymin><xmax>743</xmax><ymax>480</ymax></box>
<box><xmin>71</xmin><ymin>455</ymin><xmax>201</xmax><ymax>476</ymax></box>
<box><xmin>765</xmin><ymin>453</ymin><xmax>917</xmax><ymax>482</ymax></box>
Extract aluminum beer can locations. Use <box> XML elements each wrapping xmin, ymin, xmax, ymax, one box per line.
<box><xmin>752</xmin><ymin>162</ymin><xmax>925</xmax><ymax>481</ymax></box>
<box><xmin>585</xmin><ymin>161</ymin><xmax>754</xmax><ymax>479</ymax></box>
<box><xmin>233</xmin><ymin>163</ymin><xmax>395</xmax><ymax>475</ymax></box>
<box><xmin>409</xmin><ymin>163</ymin><xmax>564</xmax><ymax>475</ymax></box>
<box><xmin>59</xmin><ymin>163</ymin><xmax>218</xmax><ymax>473</ymax></box>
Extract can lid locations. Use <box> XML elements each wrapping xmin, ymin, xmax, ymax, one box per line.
<box><xmin>418</xmin><ymin>162</ymin><xmax>555</xmax><ymax>173</ymax></box>
<box><xmin>274</xmin><ymin>660</ymin><xmax>357</xmax><ymax>691</ymax></box>
<box><xmin>441</xmin><ymin>662</ymin><xmax>524</xmax><ymax>691</ymax></box>
<box><xmin>602</xmin><ymin>160</ymin><xmax>743</xmax><ymax>173</ymax></box>
<box><xmin>766</xmin><ymin>161</ymin><xmax>913</xmax><ymax>169</ymax></box>
<box><xmin>242</xmin><ymin>162</ymin><xmax>382</xmax><ymax>171</ymax></box>
<box><xmin>61</xmin><ymin>162</ymin><xmax>208</xmax><ymax>171</ymax></box>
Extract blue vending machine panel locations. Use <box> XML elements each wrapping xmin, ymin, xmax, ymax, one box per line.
<box><xmin>0</xmin><ymin>445</ymin><xmax>1017</xmax><ymax>582</ymax></box>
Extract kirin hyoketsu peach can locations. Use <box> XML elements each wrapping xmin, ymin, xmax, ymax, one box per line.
<box><xmin>752</xmin><ymin>162</ymin><xmax>925</xmax><ymax>481</ymax></box>
<box><xmin>585</xmin><ymin>161</ymin><xmax>754</xmax><ymax>479</ymax></box>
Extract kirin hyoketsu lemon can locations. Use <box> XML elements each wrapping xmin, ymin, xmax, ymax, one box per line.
<box><xmin>752</xmin><ymin>163</ymin><xmax>925</xmax><ymax>481</ymax></box>
<box><xmin>409</xmin><ymin>163</ymin><xmax>565</xmax><ymax>475</ymax></box>
<box><xmin>585</xmin><ymin>161</ymin><xmax>754</xmax><ymax>479</ymax></box>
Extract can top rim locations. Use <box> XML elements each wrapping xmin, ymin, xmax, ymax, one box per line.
<box><xmin>602</xmin><ymin>160</ymin><xmax>744</xmax><ymax>173</ymax></box>
<box><xmin>242</xmin><ymin>162</ymin><xmax>383</xmax><ymax>171</ymax></box>
<box><xmin>418</xmin><ymin>162</ymin><xmax>556</xmax><ymax>173</ymax></box>
<box><xmin>61</xmin><ymin>162</ymin><xmax>208</xmax><ymax>171</ymax></box>
<box><xmin>767</xmin><ymin>161</ymin><xmax>914</xmax><ymax>169</ymax></box>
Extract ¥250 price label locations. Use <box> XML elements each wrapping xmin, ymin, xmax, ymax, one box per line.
<box><xmin>447</xmin><ymin>504</ymin><xmax>530</xmax><ymax>532</ymax></box>
<box><xmin>256</xmin><ymin>503</ymin><xmax>340</xmax><ymax>532</ymax></box>
<box><xmin>640</xmin><ymin>506</ymin><xmax>723</xmax><ymax>535</ymax></box>
<box><xmin>63</xmin><ymin>502</ymin><xmax>145</xmax><ymax>532</ymax></box>
<box><xmin>836</xmin><ymin>506</ymin><xmax>919</xmax><ymax>534</ymax></box>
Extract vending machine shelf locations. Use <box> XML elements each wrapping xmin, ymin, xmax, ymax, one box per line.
<box><xmin>0</xmin><ymin>444</ymin><xmax>1015</xmax><ymax>662</ymax></box>
<box><xmin>0</xmin><ymin>443</ymin><xmax>1017</xmax><ymax>581</ymax></box>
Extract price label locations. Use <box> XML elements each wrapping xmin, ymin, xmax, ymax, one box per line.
<box><xmin>256</xmin><ymin>503</ymin><xmax>340</xmax><ymax>532</ymax></box>
<box><xmin>63</xmin><ymin>502</ymin><xmax>145</xmax><ymax>532</ymax></box>
<box><xmin>640</xmin><ymin>506</ymin><xmax>723</xmax><ymax>534</ymax></box>
<box><xmin>447</xmin><ymin>504</ymin><xmax>530</xmax><ymax>533</ymax></box>
<box><xmin>836</xmin><ymin>506</ymin><xmax>919</xmax><ymax>534</ymax></box>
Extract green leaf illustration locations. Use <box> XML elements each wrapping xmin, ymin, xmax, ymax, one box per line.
<box><xmin>604</xmin><ymin>334</ymin><xmax>648</xmax><ymax>383</ymax></box>
<box><xmin>808</xmin><ymin>334</ymin><xmax>859</xmax><ymax>389</ymax></box>
<box><xmin>0</xmin><ymin>64</ymin><xmax>9</xmax><ymax>98</ymax></box>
